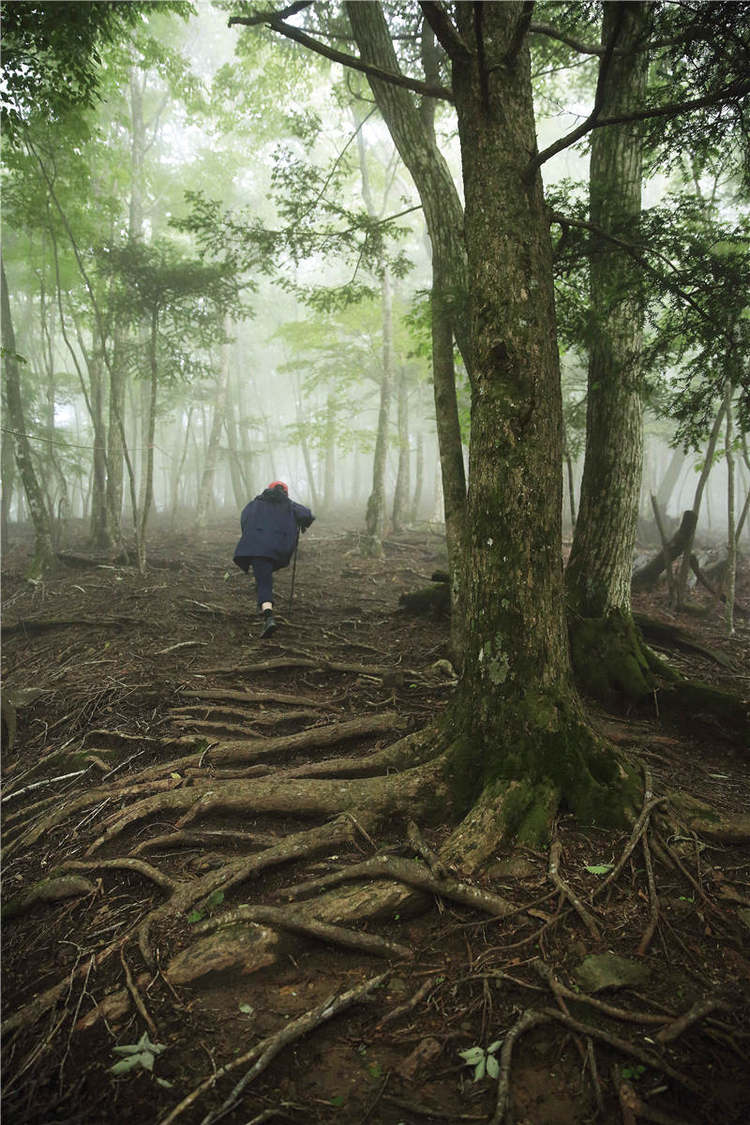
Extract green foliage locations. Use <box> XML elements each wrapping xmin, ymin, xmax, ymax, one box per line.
<box><xmin>1</xmin><ymin>0</ymin><xmax>193</xmax><ymax>141</ymax></box>
<box><xmin>458</xmin><ymin>1041</ymin><xmax>503</xmax><ymax>1083</ymax></box>
<box><xmin>110</xmin><ymin>1031</ymin><xmax>169</xmax><ymax>1081</ymax></box>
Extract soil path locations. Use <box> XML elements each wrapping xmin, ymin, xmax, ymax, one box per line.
<box><xmin>2</xmin><ymin>519</ymin><xmax>749</xmax><ymax>1125</ymax></box>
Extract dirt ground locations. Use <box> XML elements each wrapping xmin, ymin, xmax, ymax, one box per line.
<box><xmin>2</xmin><ymin>515</ymin><xmax>749</xmax><ymax>1125</ymax></box>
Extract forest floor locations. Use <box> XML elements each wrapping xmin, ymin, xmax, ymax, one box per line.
<box><xmin>2</xmin><ymin>516</ymin><xmax>749</xmax><ymax>1125</ymax></box>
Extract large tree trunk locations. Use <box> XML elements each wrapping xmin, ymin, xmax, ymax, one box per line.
<box><xmin>434</xmin><ymin>3</ymin><xmax>633</xmax><ymax>855</ymax></box>
<box><xmin>346</xmin><ymin>1</ymin><xmax>467</xmax><ymax>631</ymax></box>
<box><xmin>1</xmin><ymin>257</ymin><xmax>55</xmax><ymax>578</ymax></box>
<box><xmin>564</xmin><ymin>2</ymin><xmax>651</xmax><ymax>701</ymax></box>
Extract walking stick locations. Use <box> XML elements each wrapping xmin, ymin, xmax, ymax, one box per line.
<box><xmin>288</xmin><ymin>528</ymin><xmax>300</xmax><ymax>611</ymax></box>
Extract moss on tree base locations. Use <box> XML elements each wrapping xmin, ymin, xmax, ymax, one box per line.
<box><xmin>569</xmin><ymin>609</ymin><xmax>654</xmax><ymax>703</ymax></box>
<box><xmin>440</xmin><ymin>688</ymin><xmax>639</xmax><ymax>856</ymax></box>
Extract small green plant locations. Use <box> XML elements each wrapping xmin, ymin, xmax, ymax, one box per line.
<box><xmin>621</xmin><ymin>1064</ymin><xmax>647</xmax><ymax>1081</ymax></box>
<box><xmin>584</xmin><ymin>863</ymin><xmax>614</xmax><ymax>875</ymax></box>
<box><xmin>187</xmin><ymin>888</ymin><xmax>225</xmax><ymax>924</ymax></box>
<box><xmin>110</xmin><ymin>1032</ymin><xmax>171</xmax><ymax>1086</ymax></box>
<box><xmin>458</xmin><ymin>1041</ymin><xmax>502</xmax><ymax>1082</ymax></box>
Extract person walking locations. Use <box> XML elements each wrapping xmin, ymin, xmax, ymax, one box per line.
<box><xmin>233</xmin><ymin>481</ymin><xmax>315</xmax><ymax>637</ymax></box>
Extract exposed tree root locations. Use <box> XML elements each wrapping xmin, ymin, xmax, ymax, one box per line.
<box><xmin>284</xmin><ymin>854</ymin><xmax>515</xmax><ymax>917</ymax></box>
<box><xmin>130</xmin><ymin>828</ymin><xmax>281</xmax><ymax>856</ymax></box>
<box><xmin>158</xmin><ymin>972</ymin><xmax>390</xmax><ymax>1125</ymax></box>
<box><xmin>547</xmin><ymin>840</ymin><xmax>602</xmax><ymax>941</ymax></box>
<box><xmin>178</xmin><ymin>688</ymin><xmax>332</xmax><ymax>709</ymax></box>
<box><xmin>194</xmin><ymin>904</ymin><xmax>412</xmax><ymax>960</ymax></box>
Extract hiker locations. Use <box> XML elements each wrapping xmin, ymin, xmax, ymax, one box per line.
<box><xmin>233</xmin><ymin>481</ymin><xmax>315</xmax><ymax>638</ymax></box>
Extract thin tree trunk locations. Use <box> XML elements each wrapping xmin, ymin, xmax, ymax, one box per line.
<box><xmin>675</xmin><ymin>401</ymin><xmax>726</xmax><ymax>605</ymax></box>
<box><xmin>323</xmin><ymin>389</ymin><xmax>336</xmax><ymax>512</ymax></box>
<box><xmin>137</xmin><ymin>307</ymin><xmax>159</xmax><ymax>572</ymax></box>
<box><xmin>724</xmin><ymin>378</ymin><xmax>736</xmax><ymax>635</ymax></box>
<box><xmin>391</xmin><ymin>366</ymin><xmax>410</xmax><ymax>531</ymax></box>
<box><xmin>197</xmin><ymin>321</ymin><xmax>231</xmax><ymax>528</ymax></box>
<box><xmin>1</xmin><ymin>257</ymin><xmax>55</xmax><ymax>578</ymax></box>
<box><xmin>655</xmin><ymin>445</ymin><xmax>687</xmax><ymax>514</ymax></box>
<box><xmin>410</xmin><ymin>430</ymin><xmax>424</xmax><ymax>523</ymax></box>
<box><xmin>347</xmin><ymin>0</ymin><xmax>468</xmax><ymax>620</ymax></box>
<box><xmin>364</xmin><ymin>268</ymin><xmax>393</xmax><ymax>553</ymax></box>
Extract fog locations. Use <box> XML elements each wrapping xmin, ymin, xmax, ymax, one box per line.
<box><xmin>2</xmin><ymin>1</ymin><xmax>747</xmax><ymax>558</ymax></box>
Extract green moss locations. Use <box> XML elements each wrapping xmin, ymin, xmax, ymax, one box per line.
<box><xmin>569</xmin><ymin>611</ymin><xmax>653</xmax><ymax>703</ymax></box>
<box><xmin>445</xmin><ymin>680</ymin><xmax>639</xmax><ymax>841</ymax></box>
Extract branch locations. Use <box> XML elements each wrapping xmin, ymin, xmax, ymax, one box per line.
<box><xmin>548</xmin><ymin>210</ymin><xmax>715</xmax><ymax>326</ymax></box>
<box><xmin>229</xmin><ymin>9</ymin><xmax>454</xmax><ymax>102</ymax></box>
<box><xmin>529</xmin><ymin>21</ymin><xmax>610</xmax><ymax>56</ymax></box>
<box><xmin>527</xmin><ymin>1</ymin><xmax>627</xmax><ymax>177</ymax></box>
<box><xmin>533</xmin><ymin>75</ymin><xmax>750</xmax><ymax>172</ymax></box>
<box><xmin>418</xmin><ymin>1</ymin><xmax>470</xmax><ymax>61</ymax></box>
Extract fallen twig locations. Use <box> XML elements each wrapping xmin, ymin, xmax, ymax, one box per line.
<box><xmin>158</xmin><ymin>972</ymin><xmax>389</xmax><ymax>1125</ymax></box>
<box><xmin>548</xmin><ymin>839</ymin><xmax>601</xmax><ymax>941</ymax></box>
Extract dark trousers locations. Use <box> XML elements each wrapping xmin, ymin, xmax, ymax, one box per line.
<box><xmin>250</xmin><ymin>557</ymin><xmax>275</xmax><ymax>608</ymax></box>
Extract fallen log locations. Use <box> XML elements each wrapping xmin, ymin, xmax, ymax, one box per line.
<box><xmin>631</xmin><ymin>510</ymin><xmax>697</xmax><ymax>591</ymax></box>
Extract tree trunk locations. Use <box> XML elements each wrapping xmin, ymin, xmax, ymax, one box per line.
<box><xmin>410</xmin><ymin>430</ymin><xmax>424</xmax><ymax>524</ymax></box>
<box><xmin>106</xmin><ymin>336</ymin><xmax>126</xmax><ymax>549</ymax></box>
<box><xmin>1</xmin><ymin>257</ymin><xmax>55</xmax><ymax>578</ymax></box>
<box><xmin>675</xmin><ymin>401</ymin><xmax>726</xmax><ymax>604</ymax></box>
<box><xmin>323</xmin><ymin>389</ymin><xmax>336</xmax><ymax>512</ymax></box>
<box><xmin>564</xmin><ymin>2</ymin><xmax>651</xmax><ymax>701</ymax></box>
<box><xmin>87</xmin><ymin>353</ymin><xmax>110</xmax><ymax>551</ymax></box>
<box><xmin>363</xmin><ymin>269</ymin><xmax>393</xmax><ymax>555</ymax></box>
<box><xmin>136</xmin><ymin>307</ymin><xmax>159</xmax><ymax>572</ymax></box>
<box><xmin>197</xmin><ymin>321</ymin><xmax>231</xmax><ymax>529</ymax></box>
<box><xmin>391</xmin><ymin>366</ymin><xmax>409</xmax><ymax>531</ymax></box>
<box><xmin>1</xmin><ymin>422</ymin><xmax>15</xmax><ymax>551</ymax></box>
<box><xmin>346</xmin><ymin>0</ymin><xmax>468</xmax><ymax>618</ymax></box>
<box><xmin>436</xmin><ymin>2</ymin><xmax>633</xmax><ymax>851</ymax></box>
<box><xmin>724</xmin><ymin>378</ymin><xmax>736</xmax><ymax>636</ymax></box>
<box><xmin>655</xmin><ymin>445</ymin><xmax>687</xmax><ymax>514</ymax></box>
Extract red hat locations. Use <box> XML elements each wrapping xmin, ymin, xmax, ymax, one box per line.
<box><xmin>268</xmin><ymin>480</ymin><xmax>288</xmax><ymax>493</ymax></box>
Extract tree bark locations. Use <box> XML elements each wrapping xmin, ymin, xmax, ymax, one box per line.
<box><xmin>197</xmin><ymin>319</ymin><xmax>231</xmax><ymax>528</ymax></box>
<box><xmin>1</xmin><ymin>256</ymin><xmax>55</xmax><ymax>578</ymax></box>
<box><xmin>363</xmin><ymin>268</ymin><xmax>393</xmax><ymax>554</ymax></box>
<box><xmin>437</xmin><ymin>3</ymin><xmax>633</xmax><ymax>844</ymax></box>
<box><xmin>346</xmin><ymin>0</ymin><xmax>467</xmax><ymax>619</ymax></box>
<box><xmin>564</xmin><ymin>3</ymin><xmax>650</xmax><ymax>698</ymax></box>
<box><xmin>136</xmin><ymin>306</ymin><xmax>159</xmax><ymax>572</ymax></box>
<box><xmin>391</xmin><ymin>365</ymin><xmax>409</xmax><ymax>531</ymax></box>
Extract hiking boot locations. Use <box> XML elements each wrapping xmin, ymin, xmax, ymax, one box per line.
<box><xmin>260</xmin><ymin>609</ymin><xmax>277</xmax><ymax>638</ymax></box>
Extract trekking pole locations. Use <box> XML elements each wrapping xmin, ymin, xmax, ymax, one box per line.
<box><xmin>288</xmin><ymin>528</ymin><xmax>300</xmax><ymax>611</ymax></box>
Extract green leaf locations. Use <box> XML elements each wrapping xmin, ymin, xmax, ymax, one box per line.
<box><xmin>187</xmin><ymin>909</ymin><xmax>203</xmax><ymax>924</ymax></box>
<box><xmin>488</xmin><ymin>1040</ymin><xmax>502</xmax><ymax>1054</ymax></box>
<box><xmin>486</xmin><ymin>1054</ymin><xmax>500</xmax><ymax>1080</ymax></box>
<box><xmin>584</xmin><ymin>864</ymin><xmax>614</xmax><ymax>875</ymax></box>
<box><xmin>330</xmin><ymin>1095</ymin><xmax>345</xmax><ymax>1107</ymax></box>
<box><xmin>473</xmin><ymin>1058</ymin><xmax>486</xmax><ymax>1082</ymax></box>
<box><xmin>155</xmin><ymin>1077</ymin><xmax>174</xmax><ymax>1089</ymax></box>
<box><xmin>238</xmin><ymin>1003</ymin><xmax>254</xmax><ymax>1015</ymax></box>
<box><xmin>140</xmin><ymin>1051</ymin><xmax>155</xmax><ymax>1072</ymax></box>
<box><xmin>458</xmin><ymin>1047</ymin><xmax>484</xmax><ymax>1065</ymax></box>
<box><xmin>204</xmin><ymin>889</ymin><xmax>225</xmax><ymax>911</ymax></box>
<box><xmin>110</xmin><ymin>1055</ymin><xmax>143</xmax><ymax>1075</ymax></box>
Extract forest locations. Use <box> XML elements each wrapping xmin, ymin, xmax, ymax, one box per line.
<box><xmin>1</xmin><ymin>2</ymin><xmax>749</xmax><ymax>1124</ymax></box>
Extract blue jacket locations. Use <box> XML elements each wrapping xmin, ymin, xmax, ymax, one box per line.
<box><xmin>233</xmin><ymin>487</ymin><xmax>314</xmax><ymax>572</ymax></box>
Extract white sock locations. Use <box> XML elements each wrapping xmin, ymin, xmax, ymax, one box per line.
<box><xmin>261</xmin><ymin>602</ymin><xmax>273</xmax><ymax>612</ymax></box>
